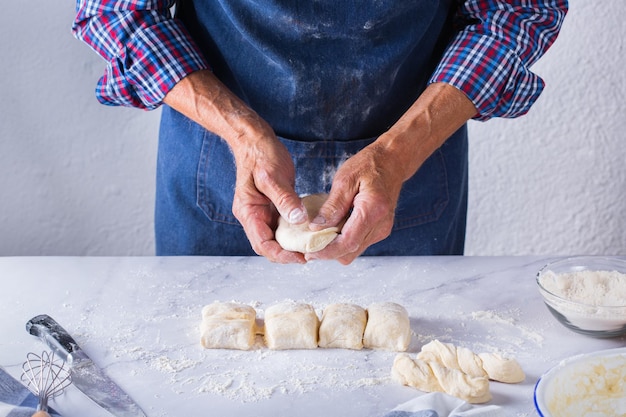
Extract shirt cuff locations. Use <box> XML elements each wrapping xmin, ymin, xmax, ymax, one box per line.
<box><xmin>430</xmin><ymin>31</ymin><xmax>545</xmax><ymax>122</ymax></box>
<box><xmin>96</xmin><ymin>18</ymin><xmax>209</xmax><ymax>110</ymax></box>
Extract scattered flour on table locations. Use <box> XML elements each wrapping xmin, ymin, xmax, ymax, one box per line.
<box><xmin>539</xmin><ymin>270</ymin><xmax>626</xmax><ymax>306</ymax></box>
<box><xmin>153</xmin><ymin>356</ymin><xmax>197</xmax><ymax>374</ymax></box>
<box><xmin>411</xmin><ymin>309</ymin><xmax>547</xmax><ymax>364</ymax></box>
<box><xmin>471</xmin><ymin>310</ymin><xmax>544</xmax><ymax>348</ymax></box>
<box><xmin>163</xmin><ymin>349</ymin><xmax>391</xmax><ymax>402</ymax></box>
<box><xmin>118</xmin><ymin>336</ymin><xmax>394</xmax><ymax>403</ymax></box>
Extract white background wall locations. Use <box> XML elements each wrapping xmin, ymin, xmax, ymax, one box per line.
<box><xmin>0</xmin><ymin>1</ymin><xmax>624</xmax><ymax>256</ymax></box>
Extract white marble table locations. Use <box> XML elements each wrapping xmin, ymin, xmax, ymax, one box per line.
<box><xmin>0</xmin><ymin>256</ymin><xmax>624</xmax><ymax>417</ymax></box>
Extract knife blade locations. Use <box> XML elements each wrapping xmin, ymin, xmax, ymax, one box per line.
<box><xmin>26</xmin><ymin>314</ymin><xmax>147</xmax><ymax>417</ymax></box>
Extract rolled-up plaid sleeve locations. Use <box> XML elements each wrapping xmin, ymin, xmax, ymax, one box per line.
<box><xmin>72</xmin><ymin>0</ymin><xmax>209</xmax><ymax>109</ymax></box>
<box><xmin>430</xmin><ymin>0</ymin><xmax>568</xmax><ymax>121</ymax></box>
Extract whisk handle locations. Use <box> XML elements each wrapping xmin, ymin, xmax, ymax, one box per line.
<box><xmin>26</xmin><ymin>315</ymin><xmax>83</xmax><ymax>363</ymax></box>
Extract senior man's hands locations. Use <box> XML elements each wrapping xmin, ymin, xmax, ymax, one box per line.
<box><xmin>306</xmin><ymin>82</ymin><xmax>477</xmax><ymax>264</ymax></box>
<box><xmin>165</xmin><ymin>72</ymin><xmax>476</xmax><ymax>264</ymax></box>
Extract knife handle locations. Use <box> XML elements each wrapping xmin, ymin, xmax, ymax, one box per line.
<box><xmin>26</xmin><ymin>314</ymin><xmax>84</xmax><ymax>363</ymax></box>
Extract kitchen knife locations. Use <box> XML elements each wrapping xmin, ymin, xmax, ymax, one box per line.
<box><xmin>26</xmin><ymin>314</ymin><xmax>147</xmax><ymax>417</ymax></box>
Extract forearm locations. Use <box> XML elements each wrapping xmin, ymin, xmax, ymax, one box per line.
<box><xmin>163</xmin><ymin>69</ymin><xmax>308</xmax><ymax>243</ymax></box>
<box><xmin>374</xmin><ymin>82</ymin><xmax>477</xmax><ymax>183</ymax></box>
<box><xmin>162</xmin><ymin>70</ymin><xmax>274</xmax><ymax>151</ymax></box>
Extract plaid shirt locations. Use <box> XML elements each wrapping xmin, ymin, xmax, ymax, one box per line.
<box><xmin>72</xmin><ymin>0</ymin><xmax>567</xmax><ymax>121</ymax></box>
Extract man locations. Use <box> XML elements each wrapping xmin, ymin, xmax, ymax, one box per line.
<box><xmin>73</xmin><ymin>1</ymin><xmax>568</xmax><ymax>264</ymax></box>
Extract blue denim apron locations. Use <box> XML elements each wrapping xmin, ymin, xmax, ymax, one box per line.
<box><xmin>155</xmin><ymin>0</ymin><xmax>468</xmax><ymax>256</ymax></box>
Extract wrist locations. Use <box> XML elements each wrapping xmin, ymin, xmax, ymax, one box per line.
<box><xmin>377</xmin><ymin>83</ymin><xmax>476</xmax><ymax>181</ymax></box>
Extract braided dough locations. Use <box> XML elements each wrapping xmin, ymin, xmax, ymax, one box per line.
<box><xmin>275</xmin><ymin>193</ymin><xmax>340</xmax><ymax>253</ymax></box>
<box><xmin>199</xmin><ymin>302</ymin><xmax>258</xmax><ymax>350</ymax></box>
<box><xmin>319</xmin><ymin>303</ymin><xmax>367</xmax><ymax>350</ymax></box>
<box><xmin>264</xmin><ymin>301</ymin><xmax>319</xmax><ymax>349</ymax></box>
<box><xmin>417</xmin><ymin>340</ymin><xmax>525</xmax><ymax>383</ymax></box>
<box><xmin>363</xmin><ymin>302</ymin><xmax>411</xmax><ymax>351</ymax></box>
<box><xmin>392</xmin><ymin>353</ymin><xmax>491</xmax><ymax>404</ymax></box>
<box><xmin>393</xmin><ymin>340</ymin><xmax>525</xmax><ymax>403</ymax></box>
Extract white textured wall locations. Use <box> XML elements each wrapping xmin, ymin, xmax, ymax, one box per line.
<box><xmin>0</xmin><ymin>1</ymin><xmax>624</xmax><ymax>256</ymax></box>
<box><xmin>465</xmin><ymin>2</ymin><xmax>626</xmax><ymax>255</ymax></box>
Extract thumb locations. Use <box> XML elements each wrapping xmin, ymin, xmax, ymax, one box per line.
<box><xmin>246</xmin><ymin>153</ymin><xmax>307</xmax><ymax>225</ymax></box>
<box><xmin>265</xmin><ymin>186</ymin><xmax>308</xmax><ymax>225</ymax></box>
<box><xmin>309</xmin><ymin>190</ymin><xmax>353</xmax><ymax>231</ymax></box>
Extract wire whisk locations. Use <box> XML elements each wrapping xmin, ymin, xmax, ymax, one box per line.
<box><xmin>21</xmin><ymin>351</ymin><xmax>72</xmax><ymax>417</ymax></box>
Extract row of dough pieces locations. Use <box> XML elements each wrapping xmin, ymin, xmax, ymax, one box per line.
<box><xmin>200</xmin><ymin>301</ymin><xmax>411</xmax><ymax>351</ymax></box>
<box><xmin>200</xmin><ymin>301</ymin><xmax>525</xmax><ymax>404</ymax></box>
<box><xmin>393</xmin><ymin>340</ymin><xmax>526</xmax><ymax>404</ymax></box>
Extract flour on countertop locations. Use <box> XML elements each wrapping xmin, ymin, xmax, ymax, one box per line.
<box><xmin>539</xmin><ymin>270</ymin><xmax>626</xmax><ymax>306</ymax></box>
<box><xmin>119</xmin><ymin>336</ymin><xmax>394</xmax><ymax>403</ymax></box>
<box><xmin>153</xmin><ymin>356</ymin><xmax>197</xmax><ymax>374</ymax></box>
<box><xmin>446</xmin><ymin>309</ymin><xmax>543</xmax><ymax>352</ymax></box>
<box><xmin>470</xmin><ymin>310</ymin><xmax>544</xmax><ymax>348</ymax></box>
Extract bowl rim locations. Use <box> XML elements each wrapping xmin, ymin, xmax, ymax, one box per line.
<box><xmin>534</xmin><ymin>347</ymin><xmax>626</xmax><ymax>417</ymax></box>
<box><xmin>536</xmin><ymin>256</ymin><xmax>626</xmax><ymax>309</ymax></box>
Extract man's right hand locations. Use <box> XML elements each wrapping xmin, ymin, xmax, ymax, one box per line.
<box><xmin>163</xmin><ymin>70</ymin><xmax>307</xmax><ymax>263</ymax></box>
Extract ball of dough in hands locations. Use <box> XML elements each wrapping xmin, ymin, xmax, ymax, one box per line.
<box><xmin>275</xmin><ymin>193</ymin><xmax>341</xmax><ymax>253</ymax></box>
<box><xmin>318</xmin><ymin>303</ymin><xmax>367</xmax><ymax>350</ymax></box>
<box><xmin>264</xmin><ymin>301</ymin><xmax>320</xmax><ymax>350</ymax></box>
<box><xmin>199</xmin><ymin>302</ymin><xmax>258</xmax><ymax>350</ymax></box>
<box><xmin>416</xmin><ymin>340</ymin><xmax>525</xmax><ymax>383</ymax></box>
<box><xmin>363</xmin><ymin>302</ymin><xmax>411</xmax><ymax>351</ymax></box>
<box><xmin>392</xmin><ymin>353</ymin><xmax>492</xmax><ymax>404</ymax></box>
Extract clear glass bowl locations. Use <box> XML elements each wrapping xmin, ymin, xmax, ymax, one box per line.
<box><xmin>536</xmin><ymin>256</ymin><xmax>626</xmax><ymax>338</ymax></box>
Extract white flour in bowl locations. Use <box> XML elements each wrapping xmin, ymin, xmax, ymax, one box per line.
<box><xmin>539</xmin><ymin>270</ymin><xmax>626</xmax><ymax>306</ymax></box>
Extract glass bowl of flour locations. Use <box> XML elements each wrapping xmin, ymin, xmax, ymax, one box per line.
<box><xmin>536</xmin><ymin>256</ymin><xmax>626</xmax><ymax>337</ymax></box>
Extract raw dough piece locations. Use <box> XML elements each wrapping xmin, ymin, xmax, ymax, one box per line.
<box><xmin>363</xmin><ymin>302</ymin><xmax>411</xmax><ymax>351</ymax></box>
<box><xmin>478</xmin><ymin>352</ymin><xmax>526</xmax><ymax>384</ymax></box>
<box><xmin>264</xmin><ymin>301</ymin><xmax>319</xmax><ymax>349</ymax></box>
<box><xmin>392</xmin><ymin>353</ymin><xmax>492</xmax><ymax>404</ymax></box>
<box><xmin>318</xmin><ymin>303</ymin><xmax>367</xmax><ymax>349</ymax></box>
<box><xmin>417</xmin><ymin>340</ymin><xmax>525</xmax><ymax>383</ymax></box>
<box><xmin>275</xmin><ymin>193</ymin><xmax>340</xmax><ymax>253</ymax></box>
<box><xmin>200</xmin><ymin>302</ymin><xmax>257</xmax><ymax>350</ymax></box>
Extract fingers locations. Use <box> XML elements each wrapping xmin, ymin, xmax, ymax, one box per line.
<box><xmin>230</xmin><ymin>133</ymin><xmax>310</xmax><ymax>263</ymax></box>
<box><xmin>309</xmin><ymin>182</ymin><xmax>355</xmax><ymax>231</ymax></box>
<box><xmin>240</xmin><ymin>141</ymin><xmax>307</xmax><ymax>226</ymax></box>
<box><xmin>305</xmin><ymin>144</ymin><xmax>400</xmax><ymax>263</ymax></box>
<box><xmin>256</xmin><ymin>169</ymin><xmax>307</xmax><ymax>225</ymax></box>
<box><xmin>250</xmin><ymin>224</ymin><xmax>307</xmax><ymax>264</ymax></box>
<box><xmin>233</xmin><ymin>193</ymin><xmax>306</xmax><ymax>264</ymax></box>
<box><xmin>305</xmin><ymin>194</ymin><xmax>394</xmax><ymax>264</ymax></box>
